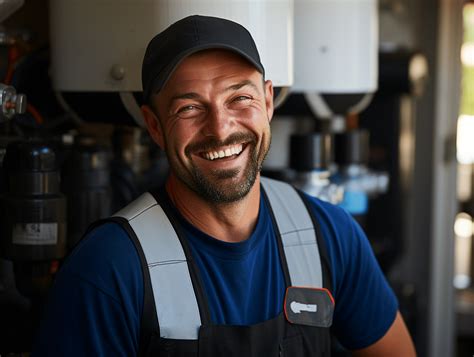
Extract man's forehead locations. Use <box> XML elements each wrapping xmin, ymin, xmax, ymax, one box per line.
<box><xmin>168</xmin><ymin>79</ymin><xmax>261</xmax><ymax>102</ymax></box>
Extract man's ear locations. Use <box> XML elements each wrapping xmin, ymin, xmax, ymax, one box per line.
<box><xmin>264</xmin><ymin>79</ymin><xmax>274</xmax><ymax>123</ymax></box>
<box><xmin>142</xmin><ymin>104</ymin><xmax>165</xmax><ymax>150</ymax></box>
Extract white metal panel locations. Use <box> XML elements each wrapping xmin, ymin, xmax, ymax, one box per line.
<box><xmin>49</xmin><ymin>0</ymin><xmax>293</xmax><ymax>91</ymax></box>
<box><xmin>293</xmin><ymin>0</ymin><xmax>378</xmax><ymax>93</ymax></box>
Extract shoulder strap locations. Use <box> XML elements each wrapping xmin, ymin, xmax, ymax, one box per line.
<box><xmin>295</xmin><ymin>190</ymin><xmax>333</xmax><ymax>293</ymax></box>
<box><xmin>261</xmin><ymin>177</ymin><xmax>324</xmax><ymax>288</ymax></box>
<box><xmin>113</xmin><ymin>193</ymin><xmax>202</xmax><ymax>340</ymax></box>
<box><xmin>85</xmin><ymin>214</ymin><xmax>159</xmax><ymax>356</ymax></box>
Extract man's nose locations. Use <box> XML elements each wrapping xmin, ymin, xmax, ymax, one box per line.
<box><xmin>202</xmin><ymin>106</ymin><xmax>235</xmax><ymax>140</ymax></box>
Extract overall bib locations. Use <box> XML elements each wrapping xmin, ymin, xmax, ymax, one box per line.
<box><xmin>105</xmin><ymin>177</ymin><xmax>334</xmax><ymax>356</ymax></box>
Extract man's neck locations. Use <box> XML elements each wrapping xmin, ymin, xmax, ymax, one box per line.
<box><xmin>165</xmin><ymin>176</ymin><xmax>261</xmax><ymax>243</ymax></box>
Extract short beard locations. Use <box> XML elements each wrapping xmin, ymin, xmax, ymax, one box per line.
<box><xmin>190</xmin><ymin>145</ymin><xmax>260</xmax><ymax>203</ymax></box>
<box><xmin>174</xmin><ymin>131</ymin><xmax>270</xmax><ymax>204</ymax></box>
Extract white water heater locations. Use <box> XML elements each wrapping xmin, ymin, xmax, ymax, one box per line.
<box><xmin>293</xmin><ymin>0</ymin><xmax>378</xmax><ymax>93</ymax></box>
<box><xmin>49</xmin><ymin>0</ymin><xmax>293</xmax><ymax>92</ymax></box>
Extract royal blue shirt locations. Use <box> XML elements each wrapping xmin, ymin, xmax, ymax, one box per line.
<box><xmin>169</xmin><ymin>193</ymin><xmax>286</xmax><ymax>326</ymax></box>
<box><xmin>33</xmin><ymin>188</ymin><xmax>397</xmax><ymax>356</ymax></box>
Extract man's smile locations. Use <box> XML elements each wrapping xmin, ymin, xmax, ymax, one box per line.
<box><xmin>201</xmin><ymin>144</ymin><xmax>244</xmax><ymax>161</ymax></box>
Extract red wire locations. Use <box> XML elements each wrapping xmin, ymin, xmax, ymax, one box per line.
<box><xmin>4</xmin><ymin>45</ymin><xmax>20</xmax><ymax>85</ymax></box>
<box><xmin>27</xmin><ymin>103</ymin><xmax>44</xmax><ymax>125</ymax></box>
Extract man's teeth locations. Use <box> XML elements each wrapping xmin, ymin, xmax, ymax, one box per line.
<box><xmin>204</xmin><ymin>145</ymin><xmax>243</xmax><ymax>161</ymax></box>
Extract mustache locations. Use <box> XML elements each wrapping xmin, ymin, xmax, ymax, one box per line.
<box><xmin>185</xmin><ymin>132</ymin><xmax>257</xmax><ymax>156</ymax></box>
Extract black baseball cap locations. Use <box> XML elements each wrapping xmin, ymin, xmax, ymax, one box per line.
<box><xmin>141</xmin><ymin>15</ymin><xmax>265</xmax><ymax>103</ymax></box>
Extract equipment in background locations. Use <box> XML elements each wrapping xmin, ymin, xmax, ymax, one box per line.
<box><xmin>0</xmin><ymin>139</ymin><xmax>66</xmax><ymax>352</ymax></box>
<box><xmin>293</xmin><ymin>0</ymin><xmax>378</xmax><ymax>119</ymax></box>
<box><xmin>293</xmin><ymin>0</ymin><xmax>377</xmax><ymax>94</ymax></box>
<box><xmin>49</xmin><ymin>0</ymin><xmax>293</xmax><ymax>91</ymax></box>
<box><xmin>332</xmin><ymin>129</ymin><xmax>389</xmax><ymax>225</ymax></box>
<box><xmin>0</xmin><ymin>83</ymin><xmax>26</xmax><ymax>122</ymax></box>
<box><xmin>49</xmin><ymin>0</ymin><xmax>293</xmax><ymax>125</ymax></box>
<box><xmin>61</xmin><ymin>136</ymin><xmax>112</xmax><ymax>249</ymax></box>
<box><xmin>290</xmin><ymin>132</ymin><xmax>343</xmax><ymax>204</ymax></box>
<box><xmin>0</xmin><ymin>139</ymin><xmax>66</xmax><ymax>262</ymax></box>
<box><xmin>111</xmin><ymin>126</ymin><xmax>168</xmax><ymax>211</ymax></box>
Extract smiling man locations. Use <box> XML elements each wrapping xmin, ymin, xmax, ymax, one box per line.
<box><xmin>33</xmin><ymin>15</ymin><xmax>416</xmax><ymax>356</ymax></box>
<box><xmin>148</xmin><ymin>50</ymin><xmax>271</xmax><ymax>204</ymax></box>
<box><xmin>142</xmin><ymin>46</ymin><xmax>274</xmax><ymax>243</ymax></box>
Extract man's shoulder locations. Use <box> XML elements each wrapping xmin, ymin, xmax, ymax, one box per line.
<box><xmin>260</xmin><ymin>176</ymin><xmax>355</xmax><ymax>242</ymax></box>
<box><xmin>68</xmin><ymin>222</ymin><xmax>135</xmax><ymax>261</ymax></box>
<box><xmin>297</xmin><ymin>189</ymin><xmax>355</xmax><ymax>236</ymax></box>
<box><xmin>297</xmin><ymin>191</ymin><xmax>370</xmax><ymax>269</ymax></box>
<box><xmin>59</xmin><ymin>221</ymin><xmax>142</xmax><ymax>292</ymax></box>
<box><xmin>33</xmin><ymin>221</ymin><xmax>143</xmax><ymax>356</ymax></box>
<box><xmin>112</xmin><ymin>191</ymin><xmax>159</xmax><ymax>221</ymax></box>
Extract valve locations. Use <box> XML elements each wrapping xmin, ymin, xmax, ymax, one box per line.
<box><xmin>0</xmin><ymin>83</ymin><xmax>26</xmax><ymax>122</ymax></box>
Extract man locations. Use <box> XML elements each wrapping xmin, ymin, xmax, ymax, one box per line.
<box><xmin>33</xmin><ymin>15</ymin><xmax>416</xmax><ymax>356</ymax></box>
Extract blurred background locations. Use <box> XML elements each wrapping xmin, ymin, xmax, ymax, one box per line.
<box><xmin>0</xmin><ymin>0</ymin><xmax>472</xmax><ymax>356</ymax></box>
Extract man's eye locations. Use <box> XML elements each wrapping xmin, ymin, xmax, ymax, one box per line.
<box><xmin>175</xmin><ymin>104</ymin><xmax>205</xmax><ymax>119</ymax></box>
<box><xmin>230</xmin><ymin>96</ymin><xmax>252</xmax><ymax>108</ymax></box>
<box><xmin>234</xmin><ymin>96</ymin><xmax>251</xmax><ymax>102</ymax></box>
<box><xmin>178</xmin><ymin>105</ymin><xmax>197</xmax><ymax>113</ymax></box>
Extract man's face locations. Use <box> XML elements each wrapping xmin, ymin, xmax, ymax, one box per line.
<box><xmin>144</xmin><ymin>49</ymin><xmax>274</xmax><ymax>203</ymax></box>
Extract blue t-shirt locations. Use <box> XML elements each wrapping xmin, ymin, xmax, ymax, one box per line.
<box><xmin>32</xmin><ymin>189</ymin><xmax>397</xmax><ymax>356</ymax></box>
<box><xmin>174</xmin><ymin>194</ymin><xmax>287</xmax><ymax>326</ymax></box>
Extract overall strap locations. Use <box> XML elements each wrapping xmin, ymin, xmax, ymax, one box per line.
<box><xmin>113</xmin><ymin>193</ymin><xmax>202</xmax><ymax>340</ymax></box>
<box><xmin>261</xmin><ymin>177</ymin><xmax>323</xmax><ymax>288</ymax></box>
